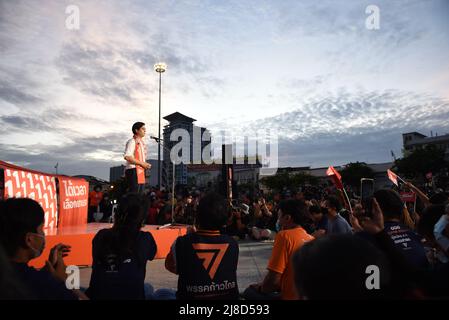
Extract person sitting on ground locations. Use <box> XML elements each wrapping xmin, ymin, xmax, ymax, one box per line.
<box><xmin>0</xmin><ymin>198</ymin><xmax>87</xmax><ymax>300</ymax></box>
<box><xmin>293</xmin><ymin>233</ymin><xmax>393</xmax><ymax>299</ymax></box>
<box><xmin>251</xmin><ymin>198</ymin><xmax>276</xmax><ymax>241</ymax></box>
<box><xmin>350</xmin><ymin>198</ymin><xmax>449</xmax><ymax>299</ymax></box>
<box><xmin>417</xmin><ymin>204</ymin><xmax>449</xmax><ymax>265</ymax></box>
<box><xmin>183</xmin><ymin>192</ymin><xmax>196</xmax><ymax>225</ymax></box>
<box><xmin>146</xmin><ymin>199</ymin><xmax>159</xmax><ymax>225</ymax></box>
<box><xmin>165</xmin><ymin>192</ymin><xmax>239</xmax><ymax>300</ymax></box>
<box><xmin>433</xmin><ymin>202</ymin><xmax>449</xmax><ymax>258</ymax></box>
<box><xmin>244</xmin><ymin>199</ymin><xmax>314</xmax><ymax>300</ymax></box>
<box><xmin>374</xmin><ymin>189</ymin><xmax>429</xmax><ymax>270</ymax></box>
<box><xmin>157</xmin><ymin>202</ymin><xmax>173</xmax><ymax>225</ymax></box>
<box><xmin>0</xmin><ymin>242</ymin><xmax>33</xmax><ymax>299</ymax></box>
<box><xmin>86</xmin><ymin>193</ymin><xmax>164</xmax><ymax>300</ymax></box>
<box><xmin>225</xmin><ymin>202</ymin><xmax>251</xmax><ymax>240</ymax></box>
<box><xmin>295</xmin><ymin>197</ymin><xmax>427</xmax><ymax>300</ymax></box>
<box><xmin>174</xmin><ymin>192</ymin><xmax>195</xmax><ymax>225</ymax></box>
<box><xmin>308</xmin><ymin>204</ymin><xmax>328</xmax><ymax>238</ymax></box>
<box><xmin>98</xmin><ymin>192</ymin><xmax>113</xmax><ymax>222</ymax></box>
<box><xmin>324</xmin><ymin>196</ymin><xmax>353</xmax><ymax>235</ymax></box>
<box><xmin>413</xmin><ymin>203</ymin><xmax>449</xmax><ymax>297</ymax></box>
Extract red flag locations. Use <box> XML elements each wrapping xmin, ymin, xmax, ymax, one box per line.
<box><xmin>326</xmin><ymin>166</ymin><xmax>342</xmax><ymax>180</ymax></box>
<box><xmin>387</xmin><ymin>169</ymin><xmax>398</xmax><ymax>186</ymax></box>
<box><xmin>326</xmin><ymin>166</ymin><xmax>343</xmax><ymax>190</ymax></box>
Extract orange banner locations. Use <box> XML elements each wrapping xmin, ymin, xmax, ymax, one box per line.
<box><xmin>2</xmin><ymin>166</ymin><xmax>58</xmax><ymax>229</ymax></box>
<box><xmin>57</xmin><ymin>176</ymin><xmax>89</xmax><ymax>228</ymax></box>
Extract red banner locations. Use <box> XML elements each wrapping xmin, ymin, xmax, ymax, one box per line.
<box><xmin>400</xmin><ymin>192</ymin><xmax>416</xmax><ymax>203</ymax></box>
<box><xmin>57</xmin><ymin>176</ymin><xmax>89</xmax><ymax>228</ymax></box>
<box><xmin>2</xmin><ymin>166</ymin><xmax>58</xmax><ymax>229</ymax></box>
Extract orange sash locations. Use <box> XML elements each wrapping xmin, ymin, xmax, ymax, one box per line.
<box><xmin>134</xmin><ymin>137</ymin><xmax>146</xmax><ymax>184</ymax></box>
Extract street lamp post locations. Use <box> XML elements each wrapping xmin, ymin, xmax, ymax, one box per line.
<box><xmin>154</xmin><ymin>62</ymin><xmax>167</xmax><ymax>191</ymax></box>
<box><xmin>153</xmin><ymin>142</ymin><xmax>175</xmax><ymax>227</ymax></box>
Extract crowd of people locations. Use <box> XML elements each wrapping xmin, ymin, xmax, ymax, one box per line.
<box><xmin>1</xmin><ymin>179</ymin><xmax>449</xmax><ymax>300</ymax></box>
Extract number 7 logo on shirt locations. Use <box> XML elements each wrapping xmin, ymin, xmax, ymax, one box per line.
<box><xmin>192</xmin><ymin>243</ymin><xmax>229</xmax><ymax>280</ymax></box>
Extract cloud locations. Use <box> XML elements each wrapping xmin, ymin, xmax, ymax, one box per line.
<box><xmin>0</xmin><ymin>143</ymin><xmax>120</xmax><ymax>180</ymax></box>
<box><xmin>0</xmin><ymin>130</ymin><xmax>133</xmax><ymax>179</ymax></box>
<box><xmin>0</xmin><ymin>115</ymin><xmax>54</xmax><ymax>132</ymax></box>
<box><xmin>0</xmin><ymin>80</ymin><xmax>42</xmax><ymax>105</ymax></box>
<box><xmin>0</xmin><ymin>63</ymin><xmax>45</xmax><ymax>106</ymax></box>
<box><xmin>277</xmin><ymin>130</ymin><xmax>401</xmax><ymax>168</ymax></box>
<box><xmin>1</xmin><ymin>0</ymin><xmax>448</xmax><ymax>180</ymax></box>
<box><xmin>54</xmin><ymin>35</ymin><xmax>224</xmax><ymax>103</ymax></box>
<box><xmin>205</xmin><ymin>89</ymin><xmax>449</xmax><ymax>167</ymax></box>
<box><xmin>0</xmin><ymin>108</ymin><xmax>102</xmax><ymax>135</ymax></box>
<box><xmin>274</xmin><ymin>0</ymin><xmax>427</xmax><ymax>43</ymax></box>
<box><xmin>55</xmin><ymin>41</ymin><xmax>147</xmax><ymax>103</ymax></box>
<box><xmin>245</xmin><ymin>90</ymin><xmax>449</xmax><ymax>140</ymax></box>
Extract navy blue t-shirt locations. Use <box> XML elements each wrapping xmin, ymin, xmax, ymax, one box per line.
<box><xmin>86</xmin><ymin>229</ymin><xmax>157</xmax><ymax>300</ymax></box>
<box><xmin>384</xmin><ymin>221</ymin><xmax>429</xmax><ymax>270</ymax></box>
<box><xmin>12</xmin><ymin>263</ymin><xmax>77</xmax><ymax>300</ymax></box>
<box><xmin>316</xmin><ymin>215</ymin><xmax>329</xmax><ymax>231</ymax></box>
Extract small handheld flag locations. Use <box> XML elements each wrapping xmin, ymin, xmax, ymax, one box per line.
<box><xmin>326</xmin><ymin>166</ymin><xmax>343</xmax><ymax>190</ymax></box>
<box><xmin>387</xmin><ymin>169</ymin><xmax>398</xmax><ymax>186</ymax></box>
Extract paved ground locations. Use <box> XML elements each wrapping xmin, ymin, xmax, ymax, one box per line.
<box><xmin>79</xmin><ymin>240</ymin><xmax>274</xmax><ymax>293</ymax></box>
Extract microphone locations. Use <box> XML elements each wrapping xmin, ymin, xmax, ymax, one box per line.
<box><xmin>150</xmin><ymin>136</ymin><xmax>162</xmax><ymax>142</ymax></box>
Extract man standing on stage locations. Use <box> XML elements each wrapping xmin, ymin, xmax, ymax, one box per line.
<box><xmin>124</xmin><ymin>122</ymin><xmax>152</xmax><ymax>194</ymax></box>
<box><xmin>88</xmin><ymin>185</ymin><xmax>104</xmax><ymax>222</ymax></box>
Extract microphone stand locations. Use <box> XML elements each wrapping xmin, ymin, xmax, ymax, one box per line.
<box><xmin>150</xmin><ymin>136</ymin><xmax>185</xmax><ymax>230</ymax></box>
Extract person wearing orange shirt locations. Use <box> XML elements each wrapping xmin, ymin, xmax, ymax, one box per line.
<box><xmin>244</xmin><ymin>199</ymin><xmax>314</xmax><ymax>300</ymax></box>
<box><xmin>88</xmin><ymin>185</ymin><xmax>103</xmax><ymax>223</ymax></box>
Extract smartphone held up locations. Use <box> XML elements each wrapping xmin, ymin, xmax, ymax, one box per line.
<box><xmin>360</xmin><ymin>178</ymin><xmax>375</xmax><ymax>218</ymax></box>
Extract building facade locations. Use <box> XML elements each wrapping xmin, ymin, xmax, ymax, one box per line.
<box><xmin>403</xmin><ymin>131</ymin><xmax>449</xmax><ymax>160</ymax></box>
<box><xmin>109</xmin><ymin>165</ymin><xmax>126</xmax><ymax>184</ymax></box>
<box><xmin>162</xmin><ymin>112</ymin><xmax>210</xmax><ymax>187</ymax></box>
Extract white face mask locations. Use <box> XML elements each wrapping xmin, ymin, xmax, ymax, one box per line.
<box><xmin>29</xmin><ymin>232</ymin><xmax>46</xmax><ymax>258</ymax></box>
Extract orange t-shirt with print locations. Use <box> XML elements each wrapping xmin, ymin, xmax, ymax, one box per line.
<box><xmin>267</xmin><ymin>227</ymin><xmax>314</xmax><ymax>300</ymax></box>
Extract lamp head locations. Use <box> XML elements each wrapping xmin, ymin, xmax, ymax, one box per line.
<box><xmin>154</xmin><ymin>62</ymin><xmax>167</xmax><ymax>73</ymax></box>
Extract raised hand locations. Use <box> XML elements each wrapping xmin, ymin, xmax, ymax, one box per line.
<box><xmin>45</xmin><ymin>243</ymin><xmax>71</xmax><ymax>282</ymax></box>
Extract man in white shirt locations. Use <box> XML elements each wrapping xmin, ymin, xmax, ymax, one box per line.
<box><xmin>124</xmin><ymin>122</ymin><xmax>152</xmax><ymax>194</ymax></box>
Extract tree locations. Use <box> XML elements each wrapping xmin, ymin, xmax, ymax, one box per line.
<box><xmin>260</xmin><ymin>172</ymin><xmax>290</xmax><ymax>191</ymax></box>
<box><xmin>340</xmin><ymin>162</ymin><xmax>374</xmax><ymax>192</ymax></box>
<box><xmin>292</xmin><ymin>172</ymin><xmax>320</xmax><ymax>187</ymax></box>
<box><xmin>394</xmin><ymin>145</ymin><xmax>449</xmax><ymax>180</ymax></box>
<box><xmin>260</xmin><ymin>171</ymin><xmax>319</xmax><ymax>192</ymax></box>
